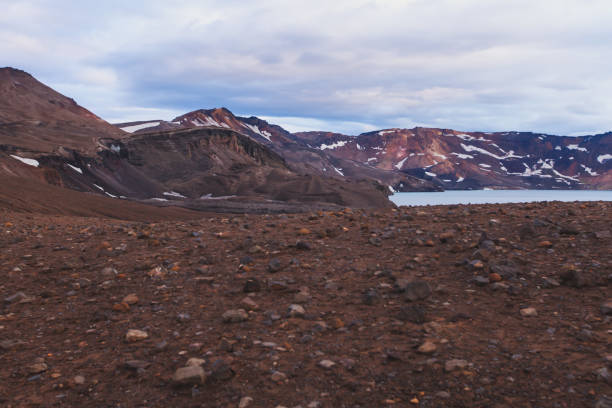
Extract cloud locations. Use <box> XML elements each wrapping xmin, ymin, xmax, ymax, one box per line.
<box><xmin>2</xmin><ymin>0</ymin><xmax>612</xmax><ymax>135</ymax></box>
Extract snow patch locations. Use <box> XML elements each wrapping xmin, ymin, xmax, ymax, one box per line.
<box><xmin>67</xmin><ymin>164</ymin><xmax>83</xmax><ymax>174</ymax></box>
<box><xmin>450</xmin><ymin>152</ymin><xmax>474</xmax><ymax>160</ymax></box>
<box><xmin>456</xmin><ymin>177</ymin><xmax>465</xmax><ymax>182</ymax></box>
<box><xmin>580</xmin><ymin>165</ymin><xmax>598</xmax><ymax>176</ymax></box>
<box><xmin>566</xmin><ymin>144</ymin><xmax>587</xmax><ymax>152</ymax></box>
<box><xmin>597</xmin><ymin>154</ymin><xmax>612</xmax><ymax>163</ymax></box>
<box><xmin>394</xmin><ymin>157</ymin><xmax>408</xmax><ymax>169</ymax></box>
<box><xmin>319</xmin><ymin>140</ymin><xmax>348</xmax><ymax>150</ymax></box>
<box><xmin>432</xmin><ymin>153</ymin><xmax>447</xmax><ymax>160</ymax></box>
<box><xmin>151</xmin><ymin>198</ymin><xmax>169</xmax><ymax>202</ymax></box>
<box><xmin>242</xmin><ymin>123</ymin><xmax>272</xmax><ymax>141</ymax></box>
<box><xmin>120</xmin><ymin>122</ymin><xmax>160</xmax><ymax>133</ymax></box>
<box><xmin>10</xmin><ymin>155</ymin><xmax>39</xmax><ymax>167</ymax></box>
<box><xmin>163</xmin><ymin>191</ymin><xmax>187</xmax><ymax>198</ymax></box>
<box><xmin>425</xmin><ymin>171</ymin><xmax>437</xmax><ymax>177</ymax></box>
<box><xmin>332</xmin><ymin>166</ymin><xmax>344</xmax><ymax>176</ymax></box>
<box><xmin>461</xmin><ymin>143</ymin><xmax>523</xmax><ymax>159</ymax></box>
<box><xmin>479</xmin><ymin>163</ymin><xmax>491</xmax><ymax>168</ymax></box>
<box><xmin>93</xmin><ymin>184</ymin><xmax>104</xmax><ymax>191</ymax></box>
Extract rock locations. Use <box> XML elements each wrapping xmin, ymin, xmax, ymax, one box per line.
<box><xmin>28</xmin><ymin>362</ymin><xmax>48</xmax><ymax>374</ymax></box>
<box><xmin>271</xmin><ymin>371</ymin><xmax>287</xmax><ymax>382</ymax></box>
<box><xmin>125</xmin><ymin>329</ymin><xmax>148</xmax><ymax>342</ymax></box>
<box><xmin>560</xmin><ymin>269</ymin><xmax>588</xmax><ymax>288</ymax></box>
<box><xmin>520</xmin><ymin>307</ymin><xmax>538</xmax><ymax>317</ymax></box>
<box><xmin>288</xmin><ymin>304</ymin><xmax>306</xmax><ymax>318</ymax></box>
<box><xmin>537</xmin><ymin>240</ymin><xmax>553</xmax><ymax>248</ymax></box>
<box><xmin>369</xmin><ymin>237</ymin><xmax>382</xmax><ymax>246</ymax></box>
<box><xmin>417</xmin><ymin>340</ymin><xmax>437</xmax><ymax>354</ymax></box>
<box><xmin>398</xmin><ymin>305</ymin><xmax>426</xmax><ymax>324</ymax></box>
<box><xmin>298</xmin><ymin>228</ymin><xmax>311</xmax><ymax>235</ymax></box>
<box><xmin>239</xmin><ymin>396</ymin><xmax>254</xmax><ymax>408</ymax></box>
<box><xmin>318</xmin><ymin>359</ymin><xmax>336</xmax><ymax>369</ymax></box>
<box><xmin>268</xmin><ymin>258</ymin><xmax>283</xmax><ymax>273</ymax></box>
<box><xmin>468</xmin><ymin>260</ymin><xmax>485</xmax><ymax>270</ymax></box>
<box><xmin>293</xmin><ymin>290</ymin><xmax>311</xmax><ymax>303</ymax></box>
<box><xmin>240</xmin><ymin>297</ymin><xmax>259</xmax><ymax>310</ymax></box>
<box><xmin>4</xmin><ymin>291</ymin><xmax>29</xmax><ymax>304</ymax></box>
<box><xmin>172</xmin><ymin>365</ymin><xmax>206</xmax><ymax>386</ymax></box>
<box><xmin>404</xmin><ymin>280</ymin><xmax>432</xmax><ymax>301</ymax></box>
<box><xmin>490</xmin><ymin>282</ymin><xmax>509</xmax><ymax>291</ymax></box>
<box><xmin>595</xmin><ymin>396</ymin><xmax>612</xmax><ymax>408</ymax></box>
<box><xmin>435</xmin><ymin>391</ymin><xmax>451</xmax><ymax>399</ymax></box>
<box><xmin>101</xmin><ymin>267</ymin><xmax>118</xmax><ymax>278</ymax></box>
<box><xmin>490</xmin><ymin>264</ymin><xmax>519</xmax><ymax>280</ymax></box>
<box><xmin>362</xmin><ymin>288</ymin><xmax>380</xmax><ymax>305</ymax></box>
<box><xmin>296</xmin><ymin>241</ymin><xmax>311</xmax><ymax>250</ymax></box>
<box><xmin>222</xmin><ymin>309</ymin><xmax>248</xmax><ymax>323</ymax></box>
<box><xmin>444</xmin><ymin>359</ymin><xmax>469</xmax><ymax>372</ymax></box>
<box><xmin>186</xmin><ymin>358</ymin><xmax>206</xmax><ymax>367</ymax></box>
<box><xmin>0</xmin><ymin>339</ymin><xmax>26</xmax><ymax>350</ymax></box>
<box><xmin>243</xmin><ymin>278</ymin><xmax>261</xmax><ymax>293</ymax></box>
<box><xmin>122</xmin><ymin>294</ymin><xmax>139</xmax><ymax>305</ymax></box>
<box><xmin>601</xmin><ymin>299</ymin><xmax>612</xmax><ymax>315</ymax></box>
<box><xmin>488</xmin><ymin>273</ymin><xmax>502</xmax><ymax>282</ymax></box>
<box><xmin>124</xmin><ymin>360</ymin><xmax>150</xmax><ymax>371</ymax></box>
<box><xmin>209</xmin><ymin>359</ymin><xmax>235</xmax><ymax>381</ymax></box>
<box><xmin>73</xmin><ymin>375</ymin><xmax>85</xmax><ymax>385</ymax></box>
<box><xmin>596</xmin><ymin>367</ymin><xmax>612</xmax><ymax>384</ymax></box>
<box><xmin>541</xmin><ymin>277</ymin><xmax>560</xmax><ymax>288</ymax></box>
<box><xmin>472</xmin><ymin>276</ymin><xmax>490</xmax><ymax>286</ymax></box>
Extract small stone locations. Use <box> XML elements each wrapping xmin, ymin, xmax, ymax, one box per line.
<box><xmin>445</xmin><ymin>359</ymin><xmax>469</xmax><ymax>372</ymax></box>
<box><xmin>296</xmin><ymin>241</ymin><xmax>311</xmax><ymax>250</ymax></box>
<box><xmin>318</xmin><ymin>359</ymin><xmax>336</xmax><ymax>369</ymax></box>
<box><xmin>417</xmin><ymin>340</ymin><xmax>437</xmax><ymax>354</ymax></box>
<box><xmin>101</xmin><ymin>267</ymin><xmax>118</xmax><ymax>277</ymax></box>
<box><xmin>293</xmin><ymin>291</ymin><xmax>311</xmax><ymax>303</ymax></box>
<box><xmin>520</xmin><ymin>307</ymin><xmax>538</xmax><ymax>317</ymax></box>
<box><xmin>362</xmin><ymin>288</ymin><xmax>379</xmax><ymax>305</ymax></box>
<box><xmin>538</xmin><ymin>240</ymin><xmax>553</xmax><ymax>248</ymax></box>
<box><xmin>243</xmin><ymin>278</ymin><xmax>261</xmax><ymax>293</ymax></box>
<box><xmin>271</xmin><ymin>371</ymin><xmax>287</xmax><ymax>382</ymax></box>
<box><xmin>404</xmin><ymin>280</ymin><xmax>432</xmax><ymax>301</ymax></box>
<box><xmin>398</xmin><ymin>305</ymin><xmax>426</xmax><ymax>324</ymax></box>
<box><xmin>488</xmin><ymin>273</ymin><xmax>502</xmax><ymax>282</ymax></box>
<box><xmin>124</xmin><ymin>360</ymin><xmax>150</xmax><ymax>370</ymax></box>
<box><xmin>125</xmin><ymin>329</ymin><xmax>148</xmax><ymax>342</ymax></box>
<box><xmin>73</xmin><ymin>375</ymin><xmax>85</xmax><ymax>385</ymax></box>
<box><xmin>268</xmin><ymin>258</ymin><xmax>283</xmax><ymax>273</ymax></box>
<box><xmin>469</xmin><ymin>260</ymin><xmax>485</xmax><ymax>270</ymax></box>
<box><xmin>186</xmin><ymin>358</ymin><xmax>206</xmax><ymax>367</ymax></box>
<box><xmin>4</xmin><ymin>291</ymin><xmax>29</xmax><ymax>304</ymax></box>
<box><xmin>172</xmin><ymin>365</ymin><xmax>206</xmax><ymax>386</ymax></box>
<box><xmin>601</xmin><ymin>299</ymin><xmax>612</xmax><ymax>315</ymax></box>
<box><xmin>240</xmin><ymin>297</ymin><xmax>259</xmax><ymax>310</ymax></box>
<box><xmin>541</xmin><ymin>277</ymin><xmax>560</xmax><ymax>288</ymax></box>
<box><xmin>490</xmin><ymin>282</ymin><xmax>509</xmax><ymax>291</ymax></box>
<box><xmin>288</xmin><ymin>304</ymin><xmax>305</xmax><ymax>318</ymax></box>
<box><xmin>222</xmin><ymin>309</ymin><xmax>248</xmax><ymax>323</ymax></box>
<box><xmin>298</xmin><ymin>228</ymin><xmax>311</xmax><ymax>235</ymax></box>
<box><xmin>122</xmin><ymin>294</ymin><xmax>139</xmax><ymax>305</ymax></box>
<box><xmin>209</xmin><ymin>359</ymin><xmax>235</xmax><ymax>381</ymax></box>
<box><xmin>473</xmin><ymin>276</ymin><xmax>490</xmax><ymax>287</ymax></box>
<box><xmin>28</xmin><ymin>362</ymin><xmax>48</xmax><ymax>374</ymax></box>
<box><xmin>239</xmin><ymin>396</ymin><xmax>254</xmax><ymax>408</ymax></box>
<box><xmin>435</xmin><ymin>391</ymin><xmax>451</xmax><ymax>399</ymax></box>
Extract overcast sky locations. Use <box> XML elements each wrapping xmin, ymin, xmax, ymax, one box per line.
<box><xmin>2</xmin><ymin>0</ymin><xmax>612</xmax><ymax>135</ymax></box>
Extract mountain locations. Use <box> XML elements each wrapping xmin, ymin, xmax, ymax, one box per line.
<box><xmin>0</xmin><ymin>67</ymin><xmax>124</xmax><ymax>154</ymax></box>
<box><xmin>118</xmin><ymin>107</ymin><xmax>612</xmax><ymax>190</ymax></box>
<box><xmin>116</xmin><ymin>109</ymin><xmax>440</xmax><ymax>193</ymax></box>
<box><xmin>293</xmin><ymin>128</ymin><xmax>612</xmax><ymax>190</ymax></box>
<box><xmin>0</xmin><ymin>68</ymin><xmax>395</xmax><ymax>212</ymax></box>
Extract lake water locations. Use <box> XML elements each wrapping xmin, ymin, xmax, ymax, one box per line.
<box><xmin>390</xmin><ymin>190</ymin><xmax>612</xmax><ymax>206</ymax></box>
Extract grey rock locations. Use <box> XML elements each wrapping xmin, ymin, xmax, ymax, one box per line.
<box><xmin>172</xmin><ymin>366</ymin><xmax>206</xmax><ymax>386</ymax></box>
<box><xmin>222</xmin><ymin>309</ymin><xmax>248</xmax><ymax>323</ymax></box>
<box><xmin>404</xmin><ymin>280</ymin><xmax>432</xmax><ymax>301</ymax></box>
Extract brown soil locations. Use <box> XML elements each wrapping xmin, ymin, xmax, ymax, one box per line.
<box><xmin>0</xmin><ymin>201</ymin><xmax>610</xmax><ymax>407</ymax></box>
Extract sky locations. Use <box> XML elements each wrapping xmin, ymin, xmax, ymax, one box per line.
<box><xmin>2</xmin><ymin>0</ymin><xmax>612</xmax><ymax>136</ymax></box>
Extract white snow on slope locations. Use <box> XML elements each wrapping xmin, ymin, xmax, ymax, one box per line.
<box><xmin>425</xmin><ymin>171</ymin><xmax>437</xmax><ymax>177</ymax></box>
<box><xmin>243</xmin><ymin>123</ymin><xmax>272</xmax><ymax>141</ymax></box>
<box><xmin>319</xmin><ymin>140</ymin><xmax>348</xmax><ymax>150</ymax></box>
<box><xmin>395</xmin><ymin>157</ymin><xmax>408</xmax><ymax>170</ymax></box>
<box><xmin>10</xmin><ymin>155</ymin><xmax>39</xmax><ymax>167</ymax></box>
<box><xmin>67</xmin><ymin>164</ymin><xmax>83</xmax><ymax>174</ymax></box>
<box><xmin>163</xmin><ymin>191</ymin><xmax>187</xmax><ymax>198</ymax></box>
<box><xmin>120</xmin><ymin>122</ymin><xmax>160</xmax><ymax>133</ymax></box>
<box><xmin>332</xmin><ymin>166</ymin><xmax>344</xmax><ymax>176</ymax></box>
<box><xmin>432</xmin><ymin>153</ymin><xmax>447</xmax><ymax>160</ymax></box>
<box><xmin>580</xmin><ymin>165</ymin><xmax>598</xmax><ymax>176</ymax></box>
<box><xmin>451</xmin><ymin>152</ymin><xmax>474</xmax><ymax>159</ymax></box>
<box><xmin>597</xmin><ymin>154</ymin><xmax>612</xmax><ymax>163</ymax></box>
<box><xmin>93</xmin><ymin>184</ymin><xmax>104</xmax><ymax>191</ymax></box>
<box><xmin>456</xmin><ymin>177</ymin><xmax>465</xmax><ymax>182</ymax></box>
<box><xmin>479</xmin><ymin>163</ymin><xmax>491</xmax><ymax>168</ymax></box>
<box><xmin>567</xmin><ymin>144</ymin><xmax>587</xmax><ymax>152</ymax></box>
<box><xmin>378</xmin><ymin>130</ymin><xmax>395</xmax><ymax>136</ymax></box>
<box><xmin>461</xmin><ymin>143</ymin><xmax>523</xmax><ymax>159</ymax></box>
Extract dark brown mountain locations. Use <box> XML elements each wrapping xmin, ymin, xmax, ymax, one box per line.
<box><xmin>0</xmin><ymin>69</ymin><xmax>395</xmax><ymax>211</ymax></box>
<box><xmin>116</xmin><ymin>109</ymin><xmax>439</xmax><ymax>193</ymax></box>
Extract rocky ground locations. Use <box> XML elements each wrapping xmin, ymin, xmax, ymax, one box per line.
<box><xmin>0</xmin><ymin>201</ymin><xmax>611</xmax><ymax>407</ymax></box>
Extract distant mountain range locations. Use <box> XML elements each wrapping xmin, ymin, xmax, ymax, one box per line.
<box><xmin>116</xmin><ymin>108</ymin><xmax>612</xmax><ymax>191</ymax></box>
<box><xmin>0</xmin><ymin>66</ymin><xmax>610</xmax><ymax>215</ymax></box>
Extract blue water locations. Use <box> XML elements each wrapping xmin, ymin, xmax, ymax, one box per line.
<box><xmin>390</xmin><ymin>190</ymin><xmax>612</xmax><ymax>206</ymax></box>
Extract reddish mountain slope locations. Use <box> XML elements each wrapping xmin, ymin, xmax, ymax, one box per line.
<box><xmin>0</xmin><ymin>67</ymin><xmax>125</xmax><ymax>154</ymax></box>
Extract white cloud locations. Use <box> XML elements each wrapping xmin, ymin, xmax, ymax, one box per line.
<box><xmin>2</xmin><ymin>0</ymin><xmax>612</xmax><ymax>135</ymax></box>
